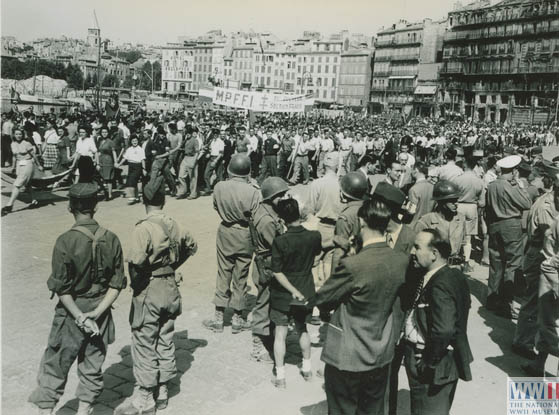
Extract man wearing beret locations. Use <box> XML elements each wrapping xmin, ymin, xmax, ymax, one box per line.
<box><xmin>117</xmin><ymin>175</ymin><xmax>197</xmax><ymax>415</ymax></box>
<box><xmin>29</xmin><ymin>183</ymin><xmax>126</xmax><ymax>415</ymax></box>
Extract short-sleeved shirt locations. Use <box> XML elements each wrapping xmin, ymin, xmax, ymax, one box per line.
<box><xmin>438</xmin><ymin>162</ymin><xmax>463</xmax><ymax>182</ymax></box>
<box><xmin>123</xmin><ymin>145</ymin><xmax>145</xmax><ymax>163</ymax></box>
<box><xmin>183</xmin><ymin>137</ymin><xmax>201</xmax><ymax>157</ymax></box>
<box><xmin>486</xmin><ymin>177</ymin><xmax>532</xmax><ymax>223</ymax></box>
<box><xmin>210</xmin><ymin>138</ymin><xmax>225</xmax><ymax>157</ymax></box>
<box><xmin>213</xmin><ymin>177</ymin><xmax>262</xmax><ymax>224</ymax></box>
<box><xmin>11</xmin><ymin>140</ymin><xmax>34</xmax><ymax>162</ymax></box>
<box><xmin>454</xmin><ymin>170</ymin><xmax>485</xmax><ymax>205</ymax></box>
<box><xmin>47</xmin><ymin>218</ymin><xmax>126</xmax><ymax>297</ymax></box>
<box><xmin>271</xmin><ymin>226</ymin><xmax>322</xmax><ymax>311</ymax></box>
<box><xmin>75</xmin><ymin>137</ymin><xmax>97</xmax><ymax>158</ymax></box>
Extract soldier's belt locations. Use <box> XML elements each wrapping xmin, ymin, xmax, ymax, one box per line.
<box><xmin>221</xmin><ymin>220</ymin><xmax>249</xmax><ymax>228</ymax></box>
<box><xmin>151</xmin><ymin>265</ymin><xmax>175</xmax><ymax>277</ymax></box>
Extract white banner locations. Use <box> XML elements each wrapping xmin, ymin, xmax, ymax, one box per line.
<box><xmin>208</xmin><ymin>87</ymin><xmax>310</xmax><ymax>112</ymax></box>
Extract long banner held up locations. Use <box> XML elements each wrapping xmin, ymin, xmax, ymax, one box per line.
<box><xmin>208</xmin><ymin>87</ymin><xmax>311</xmax><ymax>112</ymax></box>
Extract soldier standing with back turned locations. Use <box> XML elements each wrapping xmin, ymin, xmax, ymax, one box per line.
<box><xmin>29</xmin><ymin>183</ymin><xmax>126</xmax><ymax>415</ymax></box>
<box><xmin>203</xmin><ymin>153</ymin><xmax>262</xmax><ymax>334</ymax></box>
<box><xmin>116</xmin><ymin>175</ymin><xmax>198</xmax><ymax>415</ymax></box>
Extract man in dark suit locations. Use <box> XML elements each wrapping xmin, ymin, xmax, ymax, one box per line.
<box><xmin>403</xmin><ymin>229</ymin><xmax>473</xmax><ymax>415</ymax></box>
<box><xmin>308</xmin><ymin>198</ymin><xmax>410</xmax><ymax>415</ymax></box>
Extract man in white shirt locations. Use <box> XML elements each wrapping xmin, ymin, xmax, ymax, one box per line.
<box><xmin>317</xmin><ymin>132</ymin><xmax>335</xmax><ymax>177</ymax></box>
<box><xmin>202</xmin><ymin>132</ymin><xmax>225</xmax><ymax>195</ymax></box>
<box><xmin>338</xmin><ymin>130</ymin><xmax>353</xmax><ymax>176</ymax></box>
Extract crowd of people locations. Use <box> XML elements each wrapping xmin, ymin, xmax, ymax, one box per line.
<box><xmin>2</xmin><ymin>105</ymin><xmax>559</xmax><ymax>415</ymax></box>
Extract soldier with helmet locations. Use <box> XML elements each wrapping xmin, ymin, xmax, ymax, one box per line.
<box><xmin>203</xmin><ymin>153</ymin><xmax>262</xmax><ymax>334</ymax></box>
<box><xmin>247</xmin><ymin>177</ymin><xmax>289</xmax><ymax>362</ymax></box>
<box><xmin>332</xmin><ymin>172</ymin><xmax>369</xmax><ymax>271</ymax></box>
<box><xmin>414</xmin><ymin>180</ymin><xmax>467</xmax><ymax>264</ymax></box>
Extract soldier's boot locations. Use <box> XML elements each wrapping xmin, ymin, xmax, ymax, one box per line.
<box><xmin>231</xmin><ymin>313</ymin><xmax>251</xmax><ymax>334</ymax></box>
<box><xmin>250</xmin><ymin>335</ymin><xmax>274</xmax><ymax>363</ymax></box>
<box><xmin>115</xmin><ymin>386</ymin><xmax>156</xmax><ymax>415</ymax></box>
<box><xmin>155</xmin><ymin>383</ymin><xmax>168</xmax><ymax>410</ymax></box>
<box><xmin>202</xmin><ymin>308</ymin><xmax>224</xmax><ymax>333</ymax></box>
<box><xmin>76</xmin><ymin>401</ymin><xmax>93</xmax><ymax>415</ymax></box>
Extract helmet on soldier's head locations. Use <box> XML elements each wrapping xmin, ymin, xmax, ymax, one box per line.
<box><xmin>261</xmin><ymin>177</ymin><xmax>289</xmax><ymax>201</ymax></box>
<box><xmin>227</xmin><ymin>153</ymin><xmax>251</xmax><ymax>177</ymax></box>
<box><xmin>432</xmin><ymin>180</ymin><xmax>461</xmax><ymax>201</ymax></box>
<box><xmin>340</xmin><ymin>172</ymin><xmax>369</xmax><ymax>201</ymax></box>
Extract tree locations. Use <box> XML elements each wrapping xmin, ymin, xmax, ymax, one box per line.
<box><xmin>101</xmin><ymin>74</ymin><xmax>118</xmax><ymax>87</ymax></box>
<box><xmin>65</xmin><ymin>63</ymin><xmax>85</xmax><ymax>90</ymax></box>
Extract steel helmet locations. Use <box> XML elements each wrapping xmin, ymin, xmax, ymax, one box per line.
<box><xmin>432</xmin><ymin>180</ymin><xmax>461</xmax><ymax>201</ymax></box>
<box><xmin>340</xmin><ymin>172</ymin><xmax>369</xmax><ymax>201</ymax></box>
<box><xmin>261</xmin><ymin>177</ymin><xmax>289</xmax><ymax>201</ymax></box>
<box><xmin>227</xmin><ymin>153</ymin><xmax>251</xmax><ymax>177</ymax></box>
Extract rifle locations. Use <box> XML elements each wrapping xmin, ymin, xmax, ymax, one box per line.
<box><xmin>244</xmin><ymin>211</ymin><xmax>272</xmax><ymax>285</ymax></box>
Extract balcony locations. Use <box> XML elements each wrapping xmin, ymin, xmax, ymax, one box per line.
<box><xmin>390</xmin><ymin>70</ymin><xmax>417</xmax><ymax>77</ymax></box>
<box><xmin>371</xmin><ymin>85</ymin><xmax>387</xmax><ymax>91</ymax></box>
<box><xmin>386</xmin><ymin>86</ymin><xmax>416</xmax><ymax>93</ymax></box>
<box><xmin>390</xmin><ymin>54</ymin><xmax>420</xmax><ymax>62</ymax></box>
<box><xmin>374</xmin><ymin>56</ymin><xmax>392</xmax><ymax>62</ymax></box>
<box><xmin>450</xmin><ymin>4</ymin><xmax>559</xmax><ymax>29</ymax></box>
<box><xmin>439</xmin><ymin>66</ymin><xmax>464</xmax><ymax>74</ymax></box>
<box><xmin>463</xmin><ymin>64</ymin><xmax>559</xmax><ymax>75</ymax></box>
<box><xmin>444</xmin><ymin>25</ymin><xmax>559</xmax><ymax>42</ymax></box>
<box><xmin>375</xmin><ymin>39</ymin><xmax>422</xmax><ymax>48</ymax></box>
<box><xmin>372</xmin><ymin>71</ymin><xmax>391</xmax><ymax>77</ymax></box>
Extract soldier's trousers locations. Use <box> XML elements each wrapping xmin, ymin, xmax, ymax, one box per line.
<box><xmin>513</xmin><ymin>244</ymin><xmax>543</xmax><ymax>349</ymax></box>
<box><xmin>213</xmin><ymin>223</ymin><xmax>252</xmax><ymax>311</ymax></box>
<box><xmin>251</xmin><ymin>257</ymin><xmax>272</xmax><ymax>337</ymax></box>
<box><xmin>488</xmin><ymin>218</ymin><xmax>526</xmax><ymax>305</ymax></box>
<box><xmin>130</xmin><ymin>276</ymin><xmax>181</xmax><ymax>388</ymax></box>
<box><xmin>29</xmin><ymin>297</ymin><xmax>114</xmax><ymax>409</ymax></box>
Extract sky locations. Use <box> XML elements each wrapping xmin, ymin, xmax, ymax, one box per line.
<box><xmin>2</xmin><ymin>0</ymin><xmax>456</xmax><ymax>45</ymax></box>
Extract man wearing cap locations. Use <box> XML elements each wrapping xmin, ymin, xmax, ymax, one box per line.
<box><xmin>513</xmin><ymin>166</ymin><xmax>559</xmax><ymax>360</ymax></box>
<box><xmin>415</xmin><ymin>180</ymin><xmax>467</xmax><ymax>264</ymax></box>
<box><xmin>486</xmin><ymin>155</ymin><xmax>533</xmax><ymax>318</ymax></box>
<box><xmin>204</xmin><ymin>154</ymin><xmax>261</xmax><ymax>333</ymax></box>
<box><xmin>118</xmin><ymin>175</ymin><xmax>197</xmax><ymax>415</ymax></box>
<box><xmin>332</xmin><ymin>172</ymin><xmax>369</xmax><ymax>272</ymax></box>
<box><xmin>29</xmin><ymin>183</ymin><xmax>126</xmax><ymax>415</ymax></box>
<box><xmin>453</xmin><ymin>157</ymin><xmax>486</xmax><ymax>273</ymax></box>
<box><xmin>248</xmin><ymin>177</ymin><xmax>289</xmax><ymax>363</ymax></box>
<box><xmin>309</xmin><ymin>152</ymin><xmax>343</xmax><ymax>288</ymax></box>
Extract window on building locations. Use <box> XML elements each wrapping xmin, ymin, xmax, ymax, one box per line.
<box><xmin>323</xmin><ymin>90</ymin><xmax>327</xmax><ymax>98</ymax></box>
<box><xmin>479</xmin><ymin>95</ymin><xmax>487</xmax><ymax>104</ymax></box>
<box><xmin>267</xmin><ymin>77</ymin><xmax>271</xmax><ymax>86</ymax></box>
<box><xmin>331</xmin><ymin>90</ymin><xmax>335</xmax><ymax>99</ymax></box>
<box><xmin>318</xmin><ymin>65</ymin><xmax>321</xmax><ymax>73</ymax></box>
<box><xmin>332</xmin><ymin>78</ymin><xmax>336</xmax><ymax>87</ymax></box>
<box><xmin>333</xmin><ymin>65</ymin><xmax>337</xmax><ymax>73</ymax></box>
<box><xmin>325</xmin><ymin>65</ymin><xmax>329</xmax><ymax>73</ymax></box>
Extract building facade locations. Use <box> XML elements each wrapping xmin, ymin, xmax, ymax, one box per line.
<box><xmin>161</xmin><ymin>44</ymin><xmax>194</xmax><ymax>95</ymax></box>
<box><xmin>338</xmin><ymin>48</ymin><xmax>374</xmax><ymax>107</ymax></box>
<box><xmin>371</xmin><ymin>19</ymin><xmax>446</xmax><ymax>114</ymax></box>
<box><xmin>439</xmin><ymin>0</ymin><xmax>559</xmax><ymax>124</ymax></box>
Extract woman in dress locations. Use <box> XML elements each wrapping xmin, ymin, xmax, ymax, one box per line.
<box><xmin>1</xmin><ymin>128</ymin><xmax>43</xmax><ymax>215</ymax></box>
<box><xmin>51</xmin><ymin>126</ymin><xmax>72</xmax><ymax>189</ymax></box>
<box><xmin>97</xmin><ymin>126</ymin><xmax>118</xmax><ymax>200</ymax></box>
<box><xmin>41</xmin><ymin>119</ymin><xmax>59</xmax><ymax>170</ymax></box>
<box><xmin>117</xmin><ymin>135</ymin><xmax>146</xmax><ymax>204</ymax></box>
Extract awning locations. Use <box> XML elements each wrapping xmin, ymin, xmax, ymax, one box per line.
<box><xmin>414</xmin><ymin>85</ymin><xmax>438</xmax><ymax>95</ymax></box>
<box><xmin>389</xmin><ymin>75</ymin><xmax>416</xmax><ymax>79</ymax></box>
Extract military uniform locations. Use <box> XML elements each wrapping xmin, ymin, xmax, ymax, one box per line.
<box><xmin>211</xmin><ymin>177</ymin><xmax>261</xmax><ymax>321</ymax></box>
<box><xmin>415</xmin><ymin>211</ymin><xmax>467</xmax><ymax>258</ymax></box>
<box><xmin>513</xmin><ymin>192</ymin><xmax>557</xmax><ymax>352</ymax></box>
<box><xmin>332</xmin><ymin>200</ymin><xmax>362</xmax><ymax>272</ymax></box>
<box><xmin>250</xmin><ymin>203</ymin><xmax>283</xmax><ymax>338</ymax></box>
<box><xmin>29</xmin><ymin>184</ymin><xmax>126</xmax><ymax>413</ymax></box>
<box><xmin>486</xmin><ymin>168</ymin><xmax>532</xmax><ymax>315</ymax></box>
<box><xmin>120</xmin><ymin>178</ymin><xmax>197</xmax><ymax>414</ymax></box>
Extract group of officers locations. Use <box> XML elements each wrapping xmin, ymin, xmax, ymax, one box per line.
<box><xmin>21</xmin><ymin>108</ymin><xmax>559</xmax><ymax>415</ymax></box>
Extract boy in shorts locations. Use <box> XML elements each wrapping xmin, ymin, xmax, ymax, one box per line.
<box><xmin>270</xmin><ymin>198</ymin><xmax>322</xmax><ymax>388</ymax></box>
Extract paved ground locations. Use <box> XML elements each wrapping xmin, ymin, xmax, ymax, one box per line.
<box><xmin>1</xmin><ymin>181</ymin><xmax>557</xmax><ymax>415</ymax></box>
